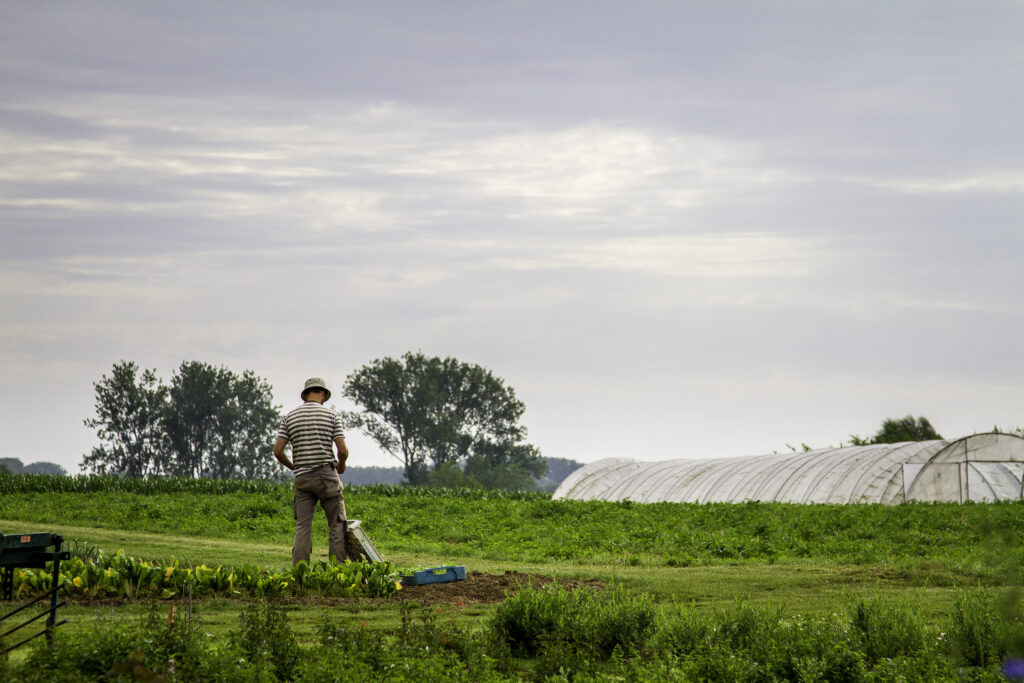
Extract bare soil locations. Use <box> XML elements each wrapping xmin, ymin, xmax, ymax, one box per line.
<box><xmin>392</xmin><ymin>570</ymin><xmax>604</xmax><ymax>605</ymax></box>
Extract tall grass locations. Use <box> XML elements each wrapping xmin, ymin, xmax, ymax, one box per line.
<box><xmin>6</xmin><ymin>590</ymin><xmax>1017</xmax><ymax>681</ymax></box>
<box><xmin>491</xmin><ymin>581</ymin><xmax>657</xmax><ymax>660</ymax></box>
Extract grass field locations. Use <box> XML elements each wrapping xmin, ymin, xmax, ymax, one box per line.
<box><xmin>2</xmin><ymin>475</ymin><xmax>1022</xmax><ymax>680</ymax></box>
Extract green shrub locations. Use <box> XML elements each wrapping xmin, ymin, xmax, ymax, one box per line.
<box><xmin>315</xmin><ymin>617</ymin><xmax>393</xmax><ymax>673</ymax></box>
<box><xmin>678</xmin><ymin>645</ymin><xmax>765</xmax><ymax>682</ymax></box>
<box><xmin>945</xmin><ymin>591</ymin><xmax>1007</xmax><ymax>668</ymax></box>
<box><xmin>657</xmin><ymin>607</ymin><xmax>711</xmax><ymax>656</ymax></box>
<box><xmin>661</xmin><ymin>604</ymin><xmax>872</xmax><ymax>683</ymax></box>
<box><xmin>134</xmin><ymin>606</ymin><xmax>210</xmax><ymax>681</ymax></box>
<box><xmin>396</xmin><ymin>602</ymin><xmax>480</xmax><ymax>666</ymax></box>
<box><xmin>716</xmin><ymin>602</ymin><xmax>783</xmax><ymax>653</ymax></box>
<box><xmin>230</xmin><ymin>602</ymin><xmax>301</xmax><ymax>681</ymax></box>
<box><xmin>309</xmin><ymin>607</ymin><xmax>494</xmax><ymax>682</ymax></box>
<box><xmin>490</xmin><ymin>581</ymin><xmax>567</xmax><ymax>656</ymax></box>
<box><xmin>13</xmin><ymin>606</ymin><xmax>219</xmax><ymax>682</ymax></box>
<box><xmin>292</xmin><ymin>653</ymin><xmax>378</xmax><ymax>683</ymax></box>
<box><xmin>573</xmin><ymin>584</ymin><xmax>658</xmax><ymax>657</ymax></box>
<box><xmin>18</xmin><ymin>620</ymin><xmax>147</xmax><ymax>680</ymax></box>
<box><xmin>490</xmin><ymin>582</ymin><xmax>656</xmax><ymax>661</ymax></box>
<box><xmin>850</xmin><ymin>596</ymin><xmax>928</xmax><ymax>665</ymax></box>
<box><xmin>775</xmin><ymin>622</ymin><xmax>867</xmax><ymax>683</ymax></box>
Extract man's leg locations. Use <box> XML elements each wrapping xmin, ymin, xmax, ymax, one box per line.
<box><xmin>319</xmin><ymin>470</ymin><xmax>347</xmax><ymax>562</ymax></box>
<box><xmin>292</xmin><ymin>476</ymin><xmax>318</xmax><ymax>565</ymax></box>
<box><xmin>322</xmin><ymin>493</ymin><xmax>347</xmax><ymax>562</ymax></box>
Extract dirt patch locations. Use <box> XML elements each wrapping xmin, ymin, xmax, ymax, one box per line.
<box><xmin>393</xmin><ymin>570</ymin><xmax>604</xmax><ymax>606</ymax></box>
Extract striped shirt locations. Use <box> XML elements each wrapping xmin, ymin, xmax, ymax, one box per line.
<box><xmin>277</xmin><ymin>402</ymin><xmax>345</xmax><ymax>476</ymax></box>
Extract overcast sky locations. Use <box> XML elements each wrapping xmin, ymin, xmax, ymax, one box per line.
<box><xmin>2</xmin><ymin>1</ymin><xmax>1022</xmax><ymax>476</ymax></box>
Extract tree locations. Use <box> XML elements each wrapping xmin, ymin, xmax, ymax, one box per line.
<box><xmin>82</xmin><ymin>360</ymin><xmax>281</xmax><ymax>479</ymax></box>
<box><xmin>342</xmin><ymin>351</ymin><xmax>546</xmax><ymax>487</ymax></box>
<box><xmin>870</xmin><ymin>415</ymin><xmax>942</xmax><ymax>444</ymax></box>
<box><xmin>82</xmin><ymin>361</ymin><xmax>168</xmax><ymax>477</ymax></box>
<box><xmin>428</xmin><ymin>461</ymin><xmax>479</xmax><ymax>489</ymax></box>
<box><xmin>464</xmin><ymin>442</ymin><xmax>545</xmax><ymax>490</ymax></box>
<box><xmin>162</xmin><ymin>361</ymin><xmax>281</xmax><ymax>479</ymax></box>
<box><xmin>534</xmin><ymin>457</ymin><xmax>583</xmax><ymax>492</ymax></box>
<box><xmin>23</xmin><ymin>462</ymin><xmax>68</xmax><ymax>475</ymax></box>
<box><xmin>847</xmin><ymin>415</ymin><xmax>943</xmax><ymax>446</ymax></box>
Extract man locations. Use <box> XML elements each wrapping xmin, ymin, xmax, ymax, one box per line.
<box><xmin>274</xmin><ymin>377</ymin><xmax>348</xmax><ymax>564</ymax></box>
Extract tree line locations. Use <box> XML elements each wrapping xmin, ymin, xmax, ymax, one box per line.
<box><xmin>0</xmin><ymin>458</ymin><xmax>67</xmax><ymax>476</ymax></box>
<box><xmin>82</xmin><ymin>353</ymin><xmax>548</xmax><ymax>488</ymax></box>
<box><xmin>84</xmin><ymin>356</ymin><xmax>1016</xmax><ymax>486</ymax></box>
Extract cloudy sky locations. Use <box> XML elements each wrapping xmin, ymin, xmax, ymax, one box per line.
<box><xmin>2</xmin><ymin>1</ymin><xmax>1022</xmax><ymax>475</ymax></box>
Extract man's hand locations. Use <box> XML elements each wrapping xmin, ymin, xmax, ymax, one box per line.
<box><xmin>336</xmin><ymin>460</ymin><xmax>346</xmax><ymax>475</ymax></box>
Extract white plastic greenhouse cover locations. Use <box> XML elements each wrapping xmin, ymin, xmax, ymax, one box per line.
<box><xmin>552</xmin><ymin>433</ymin><xmax>1024</xmax><ymax>504</ymax></box>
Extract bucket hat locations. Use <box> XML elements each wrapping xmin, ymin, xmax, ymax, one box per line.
<box><xmin>301</xmin><ymin>377</ymin><xmax>331</xmax><ymax>402</ymax></box>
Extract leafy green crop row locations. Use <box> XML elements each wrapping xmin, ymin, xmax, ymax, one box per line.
<box><xmin>12</xmin><ymin>551</ymin><xmax>399</xmax><ymax>601</ymax></box>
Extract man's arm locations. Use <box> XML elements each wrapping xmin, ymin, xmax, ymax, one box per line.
<box><xmin>273</xmin><ymin>437</ymin><xmax>293</xmax><ymax>470</ymax></box>
<box><xmin>334</xmin><ymin>437</ymin><xmax>348</xmax><ymax>474</ymax></box>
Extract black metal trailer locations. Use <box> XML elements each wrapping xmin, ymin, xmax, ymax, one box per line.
<box><xmin>0</xmin><ymin>531</ymin><xmax>71</xmax><ymax>654</ymax></box>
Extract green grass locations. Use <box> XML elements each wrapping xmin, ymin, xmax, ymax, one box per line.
<box><xmin>2</xmin><ymin>475</ymin><xmax>1023</xmax><ymax>680</ymax></box>
<box><xmin>3</xmin><ymin>482</ymin><xmax>1023</xmax><ymax>575</ymax></box>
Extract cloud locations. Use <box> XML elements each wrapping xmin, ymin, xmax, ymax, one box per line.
<box><xmin>2</xmin><ymin>2</ymin><xmax>1024</xmax><ymax>474</ymax></box>
<box><xmin>869</xmin><ymin>172</ymin><xmax>1024</xmax><ymax>195</ymax></box>
<box><xmin>1</xmin><ymin>93</ymin><xmax>809</xmax><ymax>262</ymax></box>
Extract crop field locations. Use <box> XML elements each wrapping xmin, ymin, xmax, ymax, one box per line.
<box><xmin>1</xmin><ymin>473</ymin><xmax>1023</xmax><ymax>681</ymax></box>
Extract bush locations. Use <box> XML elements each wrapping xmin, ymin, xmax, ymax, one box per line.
<box><xmin>850</xmin><ymin>596</ymin><xmax>928</xmax><ymax>665</ymax></box>
<box><xmin>656</xmin><ymin>606</ymin><xmax>711</xmax><ymax>656</ymax></box>
<box><xmin>490</xmin><ymin>581</ymin><xmax>567</xmax><ymax>656</ymax></box>
<box><xmin>229</xmin><ymin>602</ymin><xmax>301</xmax><ymax>681</ymax></box>
<box><xmin>14</xmin><ymin>606</ymin><xmax>217</xmax><ymax>682</ymax></box>
<box><xmin>945</xmin><ymin>591</ymin><xmax>1008</xmax><ymax>668</ymax></box>
<box><xmin>307</xmin><ymin>606</ymin><xmax>492</xmax><ymax>682</ymax></box>
<box><xmin>490</xmin><ymin>582</ymin><xmax>656</xmax><ymax>661</ymax></box>
<box><xmin>716</xmin><ymin>602</ymin><xmax>783</xmax><ymax>653</ymax></box>
<box><xmin>17</xmin><ymin>620</ymin><xmax>148</xmax><ymax>681</ymax></box>
<box><xmin>660</xmin><ymin>604</ymin><xmax>871</xmax><ymax>683</ymax></box>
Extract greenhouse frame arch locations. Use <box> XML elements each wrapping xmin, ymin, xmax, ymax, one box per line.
<box><xmin>552</xmin><ymin>433</ymin><xmax>1024</xmax><ymax>505</ymax></box>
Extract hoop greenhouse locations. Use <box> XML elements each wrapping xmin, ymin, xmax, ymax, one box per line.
<box><xmin>552</xmin><ymin>433</ymin><xmax>1024</xmax><ymax>505</ymax></box>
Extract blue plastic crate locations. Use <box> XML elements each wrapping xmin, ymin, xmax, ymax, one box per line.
<box><xmin>400</xmin><ymin>565</ymin><xmax>466</xmax><ymax>586</ymax></box>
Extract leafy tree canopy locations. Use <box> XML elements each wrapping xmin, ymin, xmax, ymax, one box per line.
<box><xmin>82</xmin><ymin>361</ymin><xmax>168</xmax><ymax>478</ymax></box>
<box><xmin>82</xmin><ymin>360</ymin><xmax>281</xmax><ymax>479</ymax></box>
<box><xmin>847</xmin><ymin>415</ymin><xmax>943</xmax><ymax>446</ymax></box>
<box><xmin>342</xmin><ymin>351</ymin><xmax>545</xmax><ymax>488</ymax></box>
<box><xmin>163</xmin><ymin>361</ymin><xmax>281</xmax><ymax>480</ymax></box>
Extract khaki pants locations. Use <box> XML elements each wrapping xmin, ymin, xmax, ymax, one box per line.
<box><xmin>292</xmin><ymin>464</ymin><xmax>347</xmax><ymax>565</ymax></box>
